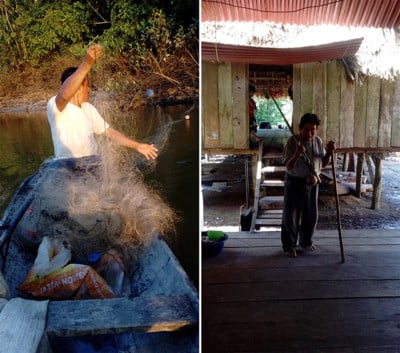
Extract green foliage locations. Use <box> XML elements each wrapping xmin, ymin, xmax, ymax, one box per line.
<box><xmin>24</xmin><ymin>2</ymin><xmax>90</xmax><ymax>65</ymax></box>
<box><xmin>0</xmin><ymin>1</ymin><xmax>91</xmax><ymax>67</ymax></box>
<box><xmin>254</xmin><ymin>97</ymin><xmax>293</xmax><ymax>127</ymax></box>
<box><xmin>0</xmin><ymin>0</ymin><xmax>198</xmax><ymax>70</ymax></box>
<box><xmin>101</xmin><ymin>0</ymin><xmax>189</xmax><ymax>68</ymax></box>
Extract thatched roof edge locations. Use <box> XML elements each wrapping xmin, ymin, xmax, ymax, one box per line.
<box><xmin>201</xmin><ymin>21</ymin><xmax>400</xmax><ymax>80</ymax></box>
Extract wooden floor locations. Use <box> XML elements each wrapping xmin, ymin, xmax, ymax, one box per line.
<box><xmin>202</xmin><ymin>229</ymin><xmax>400</xmax><ymax>353</ymax></box>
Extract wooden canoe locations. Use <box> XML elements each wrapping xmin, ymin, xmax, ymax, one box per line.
<box><xmin>0</xmin><ymin>157</ymin><xmax>198</xmax><ymax>353</ymax></box>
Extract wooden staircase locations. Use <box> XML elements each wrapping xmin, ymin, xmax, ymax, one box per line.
<box><xmin>250</xmin><ymin>143</ymin><xmax>285</xmax><ymax>232</ymax></box>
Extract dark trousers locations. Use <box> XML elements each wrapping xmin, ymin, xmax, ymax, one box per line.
<box><xmin>281</xmin><ymin>174</ymin><xmax>319</xmax><ymax>251</ymax></box>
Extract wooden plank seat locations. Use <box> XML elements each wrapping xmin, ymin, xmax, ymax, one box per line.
<box><xmin>46</xmin><ymin>294</ymin><xmax>198</xmax><ymax>337</ymax></box>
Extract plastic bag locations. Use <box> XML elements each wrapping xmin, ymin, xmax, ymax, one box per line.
<box><xmin>32</xmin><ymin>236</ymin><xmax>71</xmax><ymax>277</ymax></box>
<box><xmin>19</xmin><ymin>236</ymin><xmax>115</xmax><ymax>299</ymax></box>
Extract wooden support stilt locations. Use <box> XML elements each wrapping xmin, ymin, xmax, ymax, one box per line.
<box><xmin>365</xmin><ymin>155</ymin><xmax>375</xmax><ymax>184</ymax></box>
<box><xmin>342</xmin><ymin>153</ymin><xmax>349</xmax><ymax>172</ymax></box>
<box><xmin>355</xmin><ymin>153</ymin><xmax>365</xmax><ymax>198</ymax></box>
<box><xmin>371</xmin><ymin>155</ymin><xmax>383</xmax><ymax>210</ymax></box>
<box><xmin>250</xmin><ymin>141</ymin><xmax>264</xmax><ymax>233</ymax></box>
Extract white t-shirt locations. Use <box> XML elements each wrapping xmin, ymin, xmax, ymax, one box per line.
<box><xmin>47</xmin><ymin>96</ymin><xmax>109</xmax><ymax>158</ymax></box>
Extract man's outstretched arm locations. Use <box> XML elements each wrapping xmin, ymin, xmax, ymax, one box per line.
<box><xmin>105</xmin><ymin>127</ymin><xmax>158</xmax><ymax>160</ymax></box>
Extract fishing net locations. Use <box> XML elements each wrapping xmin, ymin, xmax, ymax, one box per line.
<box><xmin>14</xmin><ymin>147</ymin><xmax>177</xmax><ymax>273</ymax></box>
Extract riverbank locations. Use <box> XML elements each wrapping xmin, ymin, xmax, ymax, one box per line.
<box><xmin>0</xmin><ymin>89</ymin><xmax>198</xmax><ymax>115</ymax></box>
<box><xmin>0</xmin><ymin>92</ymin><xmax>51</xmax><ymax>114</ymax></box>
<box><xmin>0</xmin><ymin>53</ymin><xmax>198</xmax><ymax>114</ymax></box>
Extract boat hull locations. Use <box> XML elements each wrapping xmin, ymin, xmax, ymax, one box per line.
<box><xmin>0</xmin><ymin>157</ymin><xmax>199</xmax><ymax>353</ymax></box>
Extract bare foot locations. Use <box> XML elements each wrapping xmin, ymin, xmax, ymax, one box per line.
<box><xmin>285</xmin><ymin>249</ymin><xmax>297</xmax><ymax>257</ymax></box>
<box><xmin>303</xmin><ymin>245</ymin><xmax>317</xmax><ymax>251</ymax></box>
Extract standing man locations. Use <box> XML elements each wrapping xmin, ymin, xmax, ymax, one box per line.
<box><xmin>281</xmin><ymin>113</ymin><xmax>335</xmax><ymax>257</ymax></box>
<box><xmin>47</xmin><ymin>44</ymin><xmax>158</xmax><ymax>160</ymax></box>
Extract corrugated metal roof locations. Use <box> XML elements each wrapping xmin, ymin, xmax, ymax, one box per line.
<box><xmin>202</xmin><ymin>37</ymin><xmax>363</xmax><ymax>64</ymax></box>
<box><xmin>201</xmin><ymin>0</ymin><xmax>400</xmax><ymax>28</ymax></box>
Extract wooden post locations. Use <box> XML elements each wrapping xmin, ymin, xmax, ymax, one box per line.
<box><xmin>371</xmin><ymin>154</ymin><xmax>383</xmax><ymax>210</ymax></box>
<box><xmin>342</xmin><ymin>153</ymin><xmax>349</xmax><ymax>172</ymax></box>
<box><xmin>365</xmin><ymin>155</ymin><xmax>375</xmax><ymax>184</ymax></box>
<box><xmin>250</xmin><ymin>141</ymin><xmax>264</xmax><ymax>233</ymax></box>
<box><xmin>355</xmin><ymin>153</ymin><xmax>365</xmax><ymax>198</ymax></box>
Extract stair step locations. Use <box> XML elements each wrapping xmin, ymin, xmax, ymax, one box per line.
<box><xmin>255</xmin><ymin>218</ymin><xmax>282</xmax><ymax>226</ymax></box>
<box><xmin>261</xmin><ymin>166</ymin><xmax>286</xmax><ymax>173</ymax></box>
<box><xmin>259</xmin><ymin>196</ymin><xmax>284</xmax><ymax>208</ymax></box>
<box><xmin>257</xmin><ymin>209</ymin><xmax>283</xmax><ymax>218</ymax></box>
<box><xmin>255</xmin><ymin>209</ymin><xmax>282</xmax><ymax>227</ymax></box>
<box><xmin>260</xmin><ymin>180</ymin><xmax>285</xmax><ymax>187</ymax></box>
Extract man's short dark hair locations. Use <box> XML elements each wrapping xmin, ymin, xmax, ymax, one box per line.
<box><xmin>299</xmin><ymin>113</ymin><xmax>321</xmax><ymax>129</ymax></box>
<box><xmin>61</xmin><ymin>66</ymin><xmax>78</xmax><ymax>84</ymax></box>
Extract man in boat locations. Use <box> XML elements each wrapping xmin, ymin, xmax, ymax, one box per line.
<box><xmin>47</xmin><ymin>44</ymin><xmax>158</xmax><ymax>160</ymax></box>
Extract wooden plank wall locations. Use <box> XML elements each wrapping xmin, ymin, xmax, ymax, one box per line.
<box><xmin>202</xmin><ymin>60</ymin><xmax>400</xmax><ymax>151</ymax></box>
<box><xmin>202</xmin><ymin>62</ymin><xmax>220</xmax><ymax>149</ymax></box>
<box><xmin>202</xmin><ymin>61</ymin><xmax>248</xmax><ymax>150</ymax></box>
<box><xmin>392</xmin><ymin>77</ymin><xmax>400</xmax><ymax>146</ymax></box>
<box><xmin>293</xmin><ymin>62</ymin><xmax>400</xmax><ymax>150</ymax></box>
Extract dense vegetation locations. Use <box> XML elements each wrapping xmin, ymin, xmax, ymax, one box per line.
<box><xmin>0</xmin><ymin>0</ymin><xmax>198</xmax><ymax>106</ymax></box>
<box><xmin>254</xmin><ymin>96</ymin><xmax>293</xmax><ymax>127</ymax></box>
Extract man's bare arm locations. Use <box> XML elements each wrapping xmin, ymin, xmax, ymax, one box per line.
<box><xmin>55</xmin><ymin>44</ymin><xmax>103</xmax><ymax>112</ymax></box>
<box><xmin>105</xmin><ymin>127</ymin><xmax>159</xmax><ymax>160</ymax></box>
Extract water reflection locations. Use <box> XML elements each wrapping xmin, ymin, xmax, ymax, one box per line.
<box><xmin>0</xmin><ymin>114</ymin><xmax>53</xmax><ymax>209</ymax></box>
<box><xmin>0</xmin><ymin>106</ymin><xmax>199</xmax><ymax>287</ymax></box>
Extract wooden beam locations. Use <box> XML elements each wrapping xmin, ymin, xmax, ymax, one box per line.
<box><xmin>202</xmin><ymin>148</ymin><xmax>258</xmax><ymax>156</ymax></box>
<box><xmin>232</xmin><ymin>63</ymin><xmax>248</xmax><ymax>149</ymax></box>
<box><xmin>292</xmin><ymin>64</ymin><xmax>301</xmax><ymax>131</ymax></box>
<box><xmin>365</xmin><ymin>76</ymin><xmax>381</xmax><ymax>148</ymax></box>
<box><xmin>378</xmin><ymin>80</ymin><xmax>393</xmax><ymax>148</ymax></box>
<box><xmin>354</xmin><ymin>82</ymin><xmax>367</xmax><ymax>147</ymax></box>
<box><xmin>336</xmin><ymin>147</ymin><xmax>400</xmax><ymax>153</ymax></box>
<box><xmin>202</xmin><ymin>62</ymin><xmax>220</xmax><ymax>149</ymax></box>
<box><xmin>313</xmin><ymin>62</ymin><xmax>326</xmax><ymax>142</ymax></box>
<box><xmin>339</xmin><ymin>77</ymin><xmax>355</xmax><ymax>148</ymax></box>
<box><xmin>46</xmin><ymin>295</ymin><xmax>198</xmax><ymax>337</ymax></box>
<box><xmin>299</xmin><ymin>63</ymin><xmax>314</xmax><ymax>116</ymax></box>
<box><xmin>326</xmin><ymin>61</ymin><xmax>341</xmax><ymax>145</ymax></box>
<box><xmin>218</xmin><ymin>63</ymin><xmax>234</xmax><ymax>148</ymax></box>
<box><xmin>391</xmin><ymin>74</ymin><xmax>400</xmax><ymax>146</ymax></box>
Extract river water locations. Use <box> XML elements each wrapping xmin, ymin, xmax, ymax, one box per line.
<box><xmin>0</xmin><ymin>104</ymin><xmax>199</xmax><ymax>288</ymax></box>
